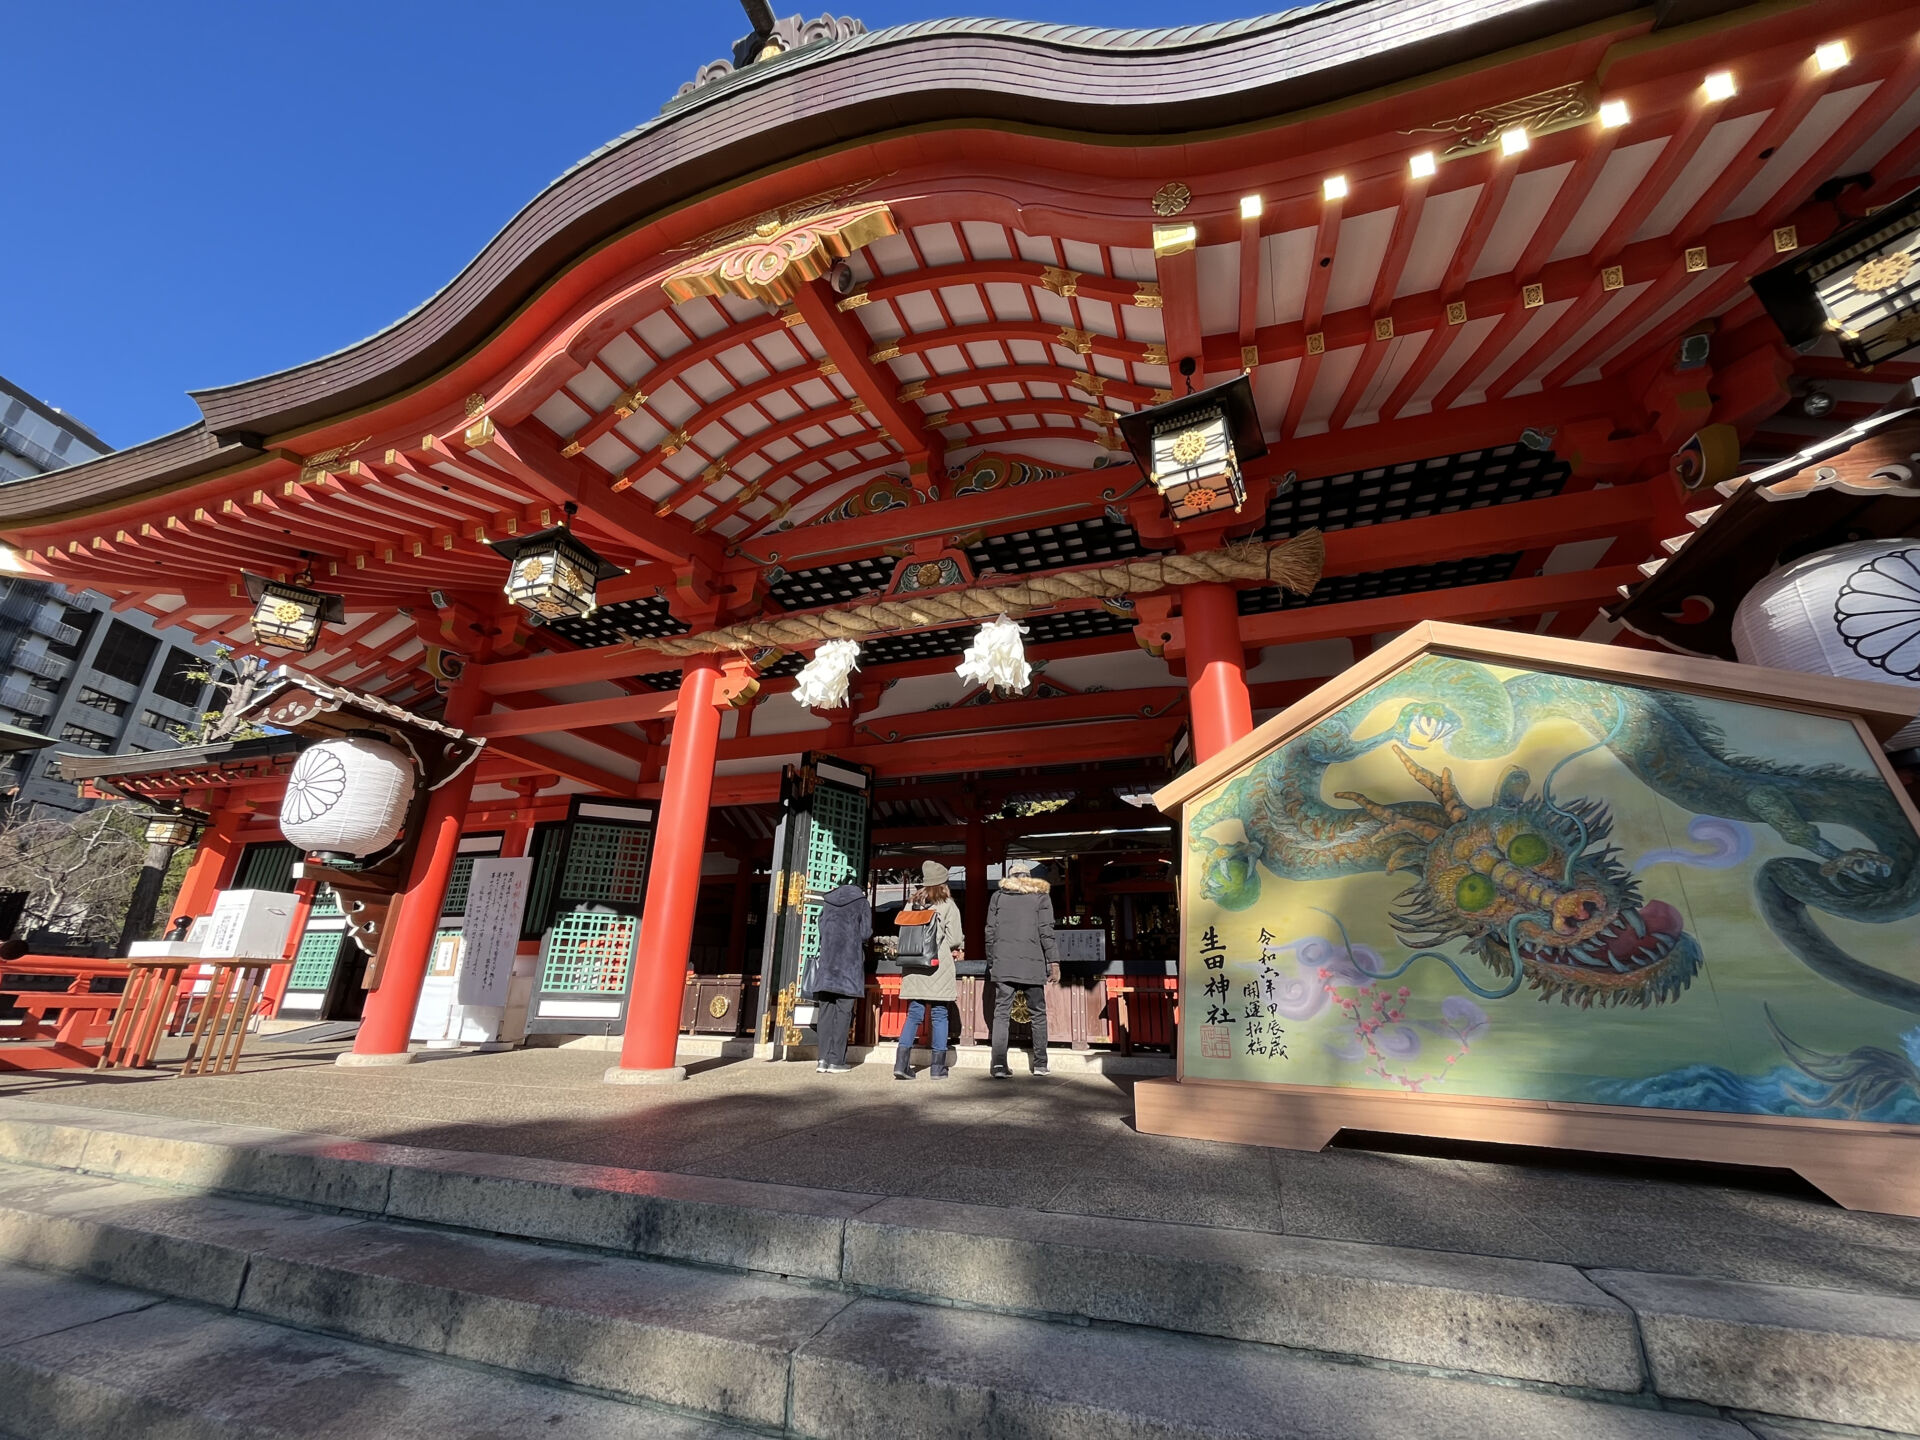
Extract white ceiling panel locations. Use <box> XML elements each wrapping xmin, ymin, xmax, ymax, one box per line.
<box><xmin>1396</xmin><ymin>185</ymin><xmax>1477</xmax><ymax>295</ymax></box>
<box><xmin>1632</xmin><ymin>111</ymin><xmax>1765</xmax><ymax>241</ymax></box>
<box><xmin>1324</xmin><ymin>207</ymin><xmax>1396</xmax><ymax>314</ymax></box>
<box><xmin>1472</xmin><ymin>161</ymin><xmax>1571</xmax><ymax>280</ymax></box>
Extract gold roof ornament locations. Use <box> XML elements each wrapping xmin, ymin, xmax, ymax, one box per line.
<box><xmin>660</xmin><ymin>182</ymin><xmax>897</xmax><ymax>307</ymax></box>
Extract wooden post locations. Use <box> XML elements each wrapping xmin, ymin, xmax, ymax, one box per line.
<box><xmin>609</xmin><ymin>655</ymin><xmax>723</xmax><ymax>1083</ymax></box>
<box><xmin>170</xmin><ymin>808</ymin><xmax>244</xmax><ymax>928</ymax></box>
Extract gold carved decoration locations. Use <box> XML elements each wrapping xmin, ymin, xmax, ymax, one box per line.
<box><xmin>1685</xmin><ymin>247</ymin><xmax>1709</xmax><ymax>273</ymax></box>
<box><xmin>1141</xmin><ymin>345</ymin><xmax>1169</xmax><ymax>367</ymax></box>
<box><xmin>1372</xmin><ymin>318</ymin><xmax>1394</xmax><ymax>342</ymax></box>
<box><xmin>613</xmin><ymin>385</ymin><xmax>649</xmax><ymax>419</ymax></box>
<box><xmin>662</xmin><ymin>182</ymin><xmax>896</xmax><ymax>307</ymax></box>
<box><xmin>1076</xmin><ymin>373</ymin><xmax>1107</xmax><ymax>396</ymax></box>
<box><xmin>1149</xmin><ymin>387</ymin><xmax>1174</xmax><ymax>405</ymax></box>
<box><xmin>702</xmin><ymin>460</ymin><xmax>730</xmax><ymax>484</ymax></box>
<box><xmin>898</xmin><ymin>380</ymin><xmax>926</xmax><ymax>402</ymax></box>
<box><xmin>924</xmin><ymin>410</ymin><xmax>951</xmax><ymax>429</ymax></box>
<box><xmin>837</xmin><ymin>285</ymin><xmax>872</xmax><ymax>311</ymax></box>
<box><xmin>1040</xmin><ymin>266</ymin><xmax>1080</xmax><ymax>298</ymax></box>
<box><xmin>1241</xmin><ymin>344</ymin><xmax>1261</xmax><ymax>370</ymax></box>
<box><xmin>1170</xmin><ymin>428</ymin><xmax>1208</xmax><ymax>465</ymax></box>
<box><xmin>1057</xmin><ymin>328</ymin><xmax>1095</xmax><ymax>356</ymax></box>
<box><xmin>1151</xmin><ymin>182</ymin><xmax>1192</xmax><ymax>217</ymax></box>
<box><xmin>1855</xmin><ymin>251</ymin><xmax>1913</xmax><ymax>294</ymax></box>
<box><xmin>660</xmin><ymin>428</ymin><xmax>691</xmax><ymax>456</ymax></box>
<box><xmin>708</xmin><ymin>993</ymin><xmax>731</xmax><ymax>1019</ymax></box>
<box><xmin>1446</xmin><ymin>301</ymin><xmax>1468</xmax><ymax>325</ymax></box>
<box><xmin>817</xmin><ymin>360</ymin><xmax>840</xmax><ymax>377</ymax></box>
<box><xmin>1601</xmin><ymin>265</ymin><xmax>1625</xmax><ymax>292</ymax></box>
<box><xmin>1305</xmin><ymin>332</ymin><xmax>1326</xmax><ymax>356</ymax></box>
<box><xmin>870</xmin><ymin>341</ymin><xmax>901</xmax><ymax>363</ymax></box>
<box><xmin>849</xmin><ymin>398</ymin><xmax>869</xmax><ymax>415</ymax></box>
<box><xmin>297</xmin><ymin>437</ymin><xmax>371</xmax><ymax>485</ymax></box>
<box><xmin>1133</xmin><ymin>283</ymin><xmax>1163</xmax><ymax>309</ymax></box>
<box><xmin>1086</xmin><ymin>406</ymin><xmax>1119</xmax><ymax>427</ymax></box>
<box><xmin>1522</xmin><ymin>283</ymin><xmax>1545</xmax><ymax>309</ymax></box>
<box><xmin>1403</xmin><ymin>80</ymin><xmax>1597</xmax><ymax>158</ymax></box>
<box><xmin>464</xmin><ymin>394</ymin><xmax>487</xmax><ymax>418</ymax></box>
<box><xmin>1772</xmin><ymin>225</ymin><xmax>1800</xmax><ymax>255</ymax></box>
<box><xmin>560</xmin><ymin>440</ymin><xmax>584</xmax><ymax>457</ymax></box>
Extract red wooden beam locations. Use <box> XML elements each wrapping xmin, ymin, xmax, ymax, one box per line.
<box><xmin>483</xmin><ymin>736</ymin><xmax>637</xmax><ymax>797</ymax></box>
<box><xmin>1153</xmin><ymin>221</ymin><xmax>1204</xmax><ymax>383</ymax></box>
<box><xmin>469</xmin><ymin>689</ymin><xmax>680</xmax><ymax>737</ymax></box>
<box><xmin>1157</xmin><ymin>565</ymin><xmax>1645</xmax><ymax>656</ymax></box>
<box><xmin>791</xmin><ymin>280</ymin><xmax>944</xmax><ymax>480</ymax></box>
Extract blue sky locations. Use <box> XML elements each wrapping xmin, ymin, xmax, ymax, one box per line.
<box><xmin>6</xmin><ymin>1</ymin><xmax>1270</xmax><ymax>451</ymax></box>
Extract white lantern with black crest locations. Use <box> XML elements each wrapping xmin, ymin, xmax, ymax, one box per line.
<box><xmin>1116</xmin><ymin>374</ymin><xmax>1268</xmax><ymax>524</ymax></box>
<box><xmin>243</xmin><ymin>569</ymin><xmax>346</xmax><ymax>654</ymax></box>
<box><xmin>487</xmin><ymin>501</ymin><xmax>625</xmax><ymax>624</ymax></box>
<box><xmin>279</xmin><ymin>735</ymin><xmax>417</xmax><ymax>859</ymax></box>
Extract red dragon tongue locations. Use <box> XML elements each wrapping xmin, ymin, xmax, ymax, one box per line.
<box><xmin>1604</xmin><ymin>899</ymin><xmax>1685</xmax><ymax>963</ymax></box>
<box><xmin>1639</xmin><ymin>900</ymin><xmax>1684</xmax><ymax>937</ymax></box>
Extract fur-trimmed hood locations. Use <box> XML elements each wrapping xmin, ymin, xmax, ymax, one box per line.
<box><xmin>999</xmin><ymin>874</ymin><xmax>1049</xmax><ymax>894</ymax></box>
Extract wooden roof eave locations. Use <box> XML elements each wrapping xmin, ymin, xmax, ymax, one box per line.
<box><xmin>0</xmin><ymin>0</ymin><xmax>1645</xmax><ymax>529</ymax></box>
<box><xmin>1154</xmin><ymin>621</ymin><xmax>1920</xmax><ymax>813</ymax></box>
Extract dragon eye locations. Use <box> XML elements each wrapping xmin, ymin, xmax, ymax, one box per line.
<box><xmin>1455</xmin><ymin>874</ymin><xmax>1496</xmax><ymax>911</ymax></box>
<box><xmin>1508</xmin><ymin>833</ymin><xmax>1550</xmax><ymax>867</ymax></box>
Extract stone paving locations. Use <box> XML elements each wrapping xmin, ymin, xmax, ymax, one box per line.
<box><xmin>4</xmin><ymin>1037</ymin><xmax>1919</xmax><ymax>1298</ymax></box>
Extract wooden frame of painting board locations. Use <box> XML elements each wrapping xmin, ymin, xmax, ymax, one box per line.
<box><xmin>1139</xmin><ymin>621</ymin><xmax>1920</xmax><ymax>1216</ymax></box>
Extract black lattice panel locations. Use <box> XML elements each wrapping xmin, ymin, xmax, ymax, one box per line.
<box><xmin>1239</xmin><ymin>553</ymin><xmax>1524</xmax><ymax>616</ymax></box>
<box><xmin>1259</xmin><ymin>445</ymin><xmax>1570</xmax><ymax>541</ymax></box>
<box><xmin>860</xmin><ymin>607</ymin><xmax>1136</xmax><ymax>667</ymax></box>
<box><xmin>966</xmin><ymin>515</ymin><xmax>1142</xmax><ymax>578</ymax></box>
<box><xmin>769</xmin><ymin>556</ymin><xmax>898</xmax><ymax>609</ymax></box>
<box><xmin>544</xmin><ymin>595</ymin><xmax>687</xmax><ymax>648</ymax></box>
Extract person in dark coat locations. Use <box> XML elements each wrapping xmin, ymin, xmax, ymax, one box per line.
<box><xmin>985</xmin><ymin>859</ymin><xmax>1058</xmax><ymax>1077</ymax></box>
<box><xmin>809</xmin><ymin>880</ymin><xmax>871</xmax><ymax>1074</ymax></box>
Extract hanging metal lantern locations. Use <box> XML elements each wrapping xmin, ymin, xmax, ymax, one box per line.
<box><xmin>243</xmin><ymin>571</ymin><xmax>346</xmax><ymax>654</ymax></box>
<box><xmin>1751</xmin><ymin>186</ymin><xmax>1920</xmax><ymax>369</ymax></box>
<box><xmin>139</xmin><ymin>811</ymin><xmax>201</xmax><ymax>848</ymax></box>
<box><xmin>1117</xmin><ymin>375</ymin><xmax>1267</xmax><ymax>524</ymax></box>
<box><xmin>487</xmin><ymin>503</ymin><xmax>624</xmax><ymax>624</ymax></box>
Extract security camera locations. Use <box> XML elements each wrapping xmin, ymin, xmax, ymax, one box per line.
<box><xmin>829</xmin><ymin>261</ymin><xmax>856</xmax><ymax>295</ymax></box>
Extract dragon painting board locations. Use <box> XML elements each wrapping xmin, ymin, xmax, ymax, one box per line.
<box><xmin>1138</xmin><ymin>624</ymin><xmax>1920</xmax><ymax>1214</ymax></box>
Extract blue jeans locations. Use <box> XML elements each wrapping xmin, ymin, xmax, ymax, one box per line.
<box><xmin>896</xmin><ymin>999</ymin><xmax>951</xmax><ymax>1064</ymax></box>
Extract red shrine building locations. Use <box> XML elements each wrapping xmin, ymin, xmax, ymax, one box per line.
<box><xmin>6</xmin><ymin>0</ymin><xmax>1919</xmax><ymax>1080</ymax></box>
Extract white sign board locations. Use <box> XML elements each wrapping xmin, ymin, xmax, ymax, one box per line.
<box><xmin>198</xmin><ymin>889</ymin><xmax>297</xmax><ymax>960</ymax></box>
<box><xmin>1053</xmin><ymin>927</ymin><xmax>1107</xmax><ymax>965</ymax></box>
<box><xmin>457</xmin><ymin>858</ymin><xmax>533</xmax><ymax>1007</ymax></box>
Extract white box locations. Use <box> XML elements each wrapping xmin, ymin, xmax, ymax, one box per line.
<box><xmin>197</xmin><ymin>889</ymin><xmax>297</xmax><ymax>960</ymax></box>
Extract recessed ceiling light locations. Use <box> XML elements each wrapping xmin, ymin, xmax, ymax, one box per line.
<box><xmin>1815</xmin><ymin>40</ymin><xmax>1850</xmax><ymax>73</ymax></box>
<box><xmin>1239</xmin><ymin>194</ymin><xmax>1263</xmax><ymax>220</ymax></box>
<box><xmin>1703</xmin><ymin>71</ymin><xmax>1737</xmax><ymax>102</ymax></box>
<box><xmin>1409</xmin><ymin>151</ymin><xmax>1437</xmax><ymax>179</ymax></box>
<box><xmin>1323</xmin><ymin>175</ymin><xmax>1348</xmax><ymax>201</ymax></box>
<box><xmin>1600</xmin><ymin>99</ymin><xmax>1629</xmax><ymax>129</ymax></box>
<box><xmin>1500</xmin><ymin>127</ymin><xmax>1529</xmax><ymax>156</ymax></box>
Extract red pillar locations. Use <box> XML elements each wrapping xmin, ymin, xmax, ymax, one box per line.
<box><xmin>171</xmin><ymin>806</ymin><xmax>245</xmax><ymax>926</ymax></box>
<box><xmin>611</xmin><ymin>656</ymin><xmax>722</xmax><ymax>1082</ymax></box>
<box><xmin>342</xmin><ymin>668</ymin><xmax>484</xmax><ymax>1065</ymax></box>
<box><xmin>1181</xmin><ymin>582</ymin><xmax>1254</xmax><ymax>763</ymax></box>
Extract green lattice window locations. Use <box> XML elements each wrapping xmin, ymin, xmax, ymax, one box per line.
<box><xmin>559</xmin><ymin>823</ymin><xmax>652</xmax><ymax>907</ymax></box>
<box><xmin>441</xmin><ymin>856</ymin><xmax>476</xmax><ymax>918</ymax></box>
<box><xmin>288</xmin><ymin>928</ymin><xmax>343</xmax><ymax>989</ymax></box>
<box><xmin>799</xmin><ymin>781</ymin><xmax>868</xmax><ymax>963</ymax></box>
<box><xmin>539</xmin><ymin>910</ymin><xmax>638</xmax><ymax>994</ymax></box>
<box><xmin>309</xmin><ymin>885</ymin><xmax>342</xmax><ymax>917</ymax></box>
<box><xmin>233</xmin><ymin>841</ymin><xmax>299</xmax><ymax>893</ymax></box>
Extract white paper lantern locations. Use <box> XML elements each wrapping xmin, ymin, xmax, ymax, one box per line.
<box><xmin>1730</xmin><ymin>539</ymin><xmax>1920</xmax><ymax>748</ymax></box>
<box><xmin>792</xmin><ymin>639</ymin><xmax>861</xmax><ymax>711</ymax></box>
<box><xmin>957</xmin><ymin>615</ymin><xmax>1032</xmax><ymax>695</ymax></box>
<box><xmin>280</xmin><ymin>737</ymin><xmax>416</xmax><ymax>857</ymax></box>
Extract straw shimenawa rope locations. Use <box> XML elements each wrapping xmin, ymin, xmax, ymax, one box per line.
<box><xmin>631</xmin><ymin>529</ymin><xmax>1324</xmax><ymax>657</ymax></box>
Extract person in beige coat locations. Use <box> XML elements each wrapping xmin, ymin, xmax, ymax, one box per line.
<box><xmin>894</xmin><ymin>860</ymin><xmax>963</xmax><ymax>1080</ymax></box>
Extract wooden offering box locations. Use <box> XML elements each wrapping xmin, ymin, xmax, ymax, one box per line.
<box><xmin>1138</xmin><ymin>622</ymin><xmax>1920</xmax><ymax>1216</ymax></box>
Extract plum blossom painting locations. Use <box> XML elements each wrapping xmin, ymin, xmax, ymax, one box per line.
<box><xmin>1181</xmin><ymin>653</ymin><xmax>1920</xmax><ymax>1122</ymax></box>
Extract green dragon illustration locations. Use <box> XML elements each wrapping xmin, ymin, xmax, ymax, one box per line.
<box><xmin>1192</xmin><ymin>655</ymin><xmax>1920</xmax><ymax>1012</ymax></box>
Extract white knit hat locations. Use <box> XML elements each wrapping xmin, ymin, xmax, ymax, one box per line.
<box><xmin>1005</xmin><ymin>859</ymin><xmax>1034</xmax><ymax>876</ymax></box>
<box><xmin>921</xmin><ymin>860</ymin><xmax>951</xmax><ymax>885</ymax></box>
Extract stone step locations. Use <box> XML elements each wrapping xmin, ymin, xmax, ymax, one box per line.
<box><xmin>0</xmin><ymin>1169</ymin><xmax>1756</xmax><ymax>1440</ymax></box>
<box><xmin>0</xmin><ymin>1097</ymin><xmax>1639</xmax><ymax>1388</ymax></box>
<box><xmin>0</xmin><ymin>1263</ymin><xmax>755</xmax><ymax>1440</ymax></box>
<box><xmin>3</xmin><ymin>1099</ymin><xmax>1917</xmax><ymax>1432</ymax></box>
